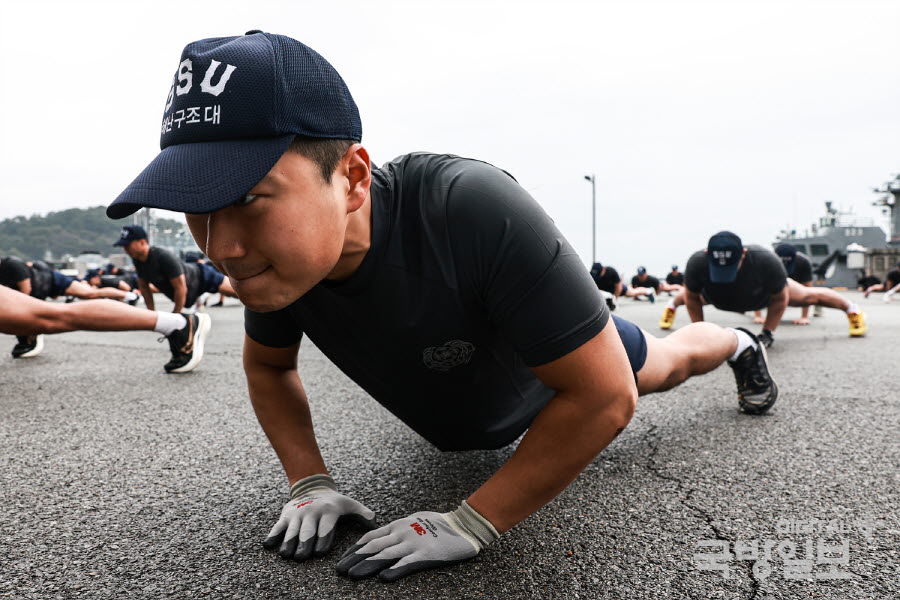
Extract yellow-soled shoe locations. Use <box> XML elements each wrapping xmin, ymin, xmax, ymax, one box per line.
<box><xmin>659</xmin><ymin>307</ymin><xmax>676</xmax><ymax>330</ymax></box>
<box><xmin>847</xmin><ymin>311</ymin><xmax>867</xmax><ymax>337</ymax></box>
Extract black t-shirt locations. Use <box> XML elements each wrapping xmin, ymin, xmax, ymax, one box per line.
<box><xmin>245</xmin><ymin>153</ymin><xmax>609</xmax><ymax>451</ymax></box>
<box><xmin>666</xmin><ymin>271</ymin><xmax>684</xmax><ymax>285</ymax></box>
<box><xmin>857</xmin><ymin>275</ymin><xmax>880</xmax><ymax>289</ymax></box>
<box><xmin>685</xmin><ymin>245</ymin><xmax>787</xmax><ymax>312</ymax></box>
<box><xmin>786</xmin><ymin>252</ymin><xmax>813</xmax><ymax>284</ymax></box>
<box><xmin>98</xmin><ymin>274</ymin><xmax>128</xmax><ymax>289</ymax></box>
<box><xmin>886</xmin><ymin>269</ymin><xmax>900</xmax><ymax>289</ymax></box>
<box><xmin>0</xmin><ymin>256</ymin><xmax>52</xmax><ymax>299</ymax></box>
<box><xmin>134</xmin><ymin>247</ymin><xmax>201</xmax><ymax>306</ymax></box>
<box><xmin>591</xmin><ymin>266</ymin><xmax>621</xmax><ymax>294</ymax></box>
<box><xmin>631</xmin><ymin>274</ymin><xmax>660</xmax><ymax>291</ymax></box>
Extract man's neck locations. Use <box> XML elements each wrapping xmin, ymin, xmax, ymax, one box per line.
<box><xmin>326</xmin><ymin>192</ymin><xmax>372</xmax><ymax>281</ymax></box>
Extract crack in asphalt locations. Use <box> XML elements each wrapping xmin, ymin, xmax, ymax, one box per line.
<box><xmin>642</xmin><ymin>421</ymin><xmax>763</xmax><ymax>600</ymax></box>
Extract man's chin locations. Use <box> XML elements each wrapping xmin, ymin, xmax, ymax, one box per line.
<box><xmin>233</xmin><ymin>282</ymin><xmax>312</xmax><ymax>313</ymax></box>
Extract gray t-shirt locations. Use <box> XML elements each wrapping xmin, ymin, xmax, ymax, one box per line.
<box><xmin>245</xmin><ymin>153</ymin><xmax>609</xmax><ymax>451</ymax></box>
<box><xmin>685</xmin><ymin>244</ymin><xmax>787</xmax><ymax>312</ymax></box>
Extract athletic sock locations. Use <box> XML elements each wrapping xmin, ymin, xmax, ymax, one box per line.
<box><xmin>154</xmin><ymin>312</ymin><xmax>188</xmax><ymax>336</ymax></box>
<box><xmin>727</xmin><ymin>328</ymin><xmax>757</xmax><ymax>362</ymax></box>
<box><xmin>845</xmin><ymin>302</ymin><xmax>860</xmax><ymax>314</ymax></box>
<box><xmin>124</xmin><ymin>291</ymin><xmax>139</xmax><ymax>302</ymax></box>
<box><xmin>666</xmin><ymin>299</ymin><xmax>677</xmax><ymax>310</ymax></box>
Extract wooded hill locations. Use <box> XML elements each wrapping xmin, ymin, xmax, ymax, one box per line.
<box><xmin>0</xmin><ymin>206</ymin><xmax>183</xmax><ymax>260</ymax></box>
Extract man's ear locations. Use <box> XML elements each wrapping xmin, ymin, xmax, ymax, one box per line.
<box><xmin>343</xmin><ymin>143</ymin><xmax>371</xmax><ymax>213</ymax></box>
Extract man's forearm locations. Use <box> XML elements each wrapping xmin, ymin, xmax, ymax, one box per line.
<box><xmin>685</xmin><ymin>292</ymin><xmax>704</xmax><ymax>322</ymax></box>
<box><xmin>467</xmin><ymin>389</ymin><xmax>635</xmax><ymax>534</ymax></box>
<box><xmin>139</xmin><ymin>281</ymin><xmax>155</xmax><ymax>310</ymax></box>
<box><xmin>246</xmin><ymin>366</ymin><xmax>328</xmax><ymax>485</ymax></box>
<box><xmin>172</xmin><ymin>287</ymin><xmax>186</xmax><ymax>313</ymax></box>
<box><xmin>764</xmin><ymin>289</ymin><xmax>788</xmax><ymax>331</ymax></box>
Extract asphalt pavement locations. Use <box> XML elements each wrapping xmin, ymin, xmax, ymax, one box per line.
<box><xmin>1</xmin><ymin>292</ymin><xmax>897</xmax><ymax>599</ymax></box>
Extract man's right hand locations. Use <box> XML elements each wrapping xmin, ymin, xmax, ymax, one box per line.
<box><xmin>263</xmin><ymin>474</ymin><xmax>377</xmax><ymax>561</ymax></box>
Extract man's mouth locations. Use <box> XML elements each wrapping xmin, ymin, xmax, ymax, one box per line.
<box><xmin>228</xmin><ymin>265</ymin><xmax>271</xmax><ymax>282</ymax></box>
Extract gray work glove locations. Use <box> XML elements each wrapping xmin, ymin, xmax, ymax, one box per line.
<box><xmin>336</xmin><ymin>500</ymin><xmax>499</xmax><ymax>582</ymax></box>
<box><xmin>262</xmin><ymin>474</ymin><xmax>376</xmax><ymax>561</ymax></box>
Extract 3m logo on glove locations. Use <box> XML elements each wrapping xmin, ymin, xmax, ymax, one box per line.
<box><xmin>410</xmin><ymin>522</ymin><xmax>427</xmax><ymax>536</ymax></box>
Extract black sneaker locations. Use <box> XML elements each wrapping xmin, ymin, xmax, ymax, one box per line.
<box><xmin>728</xmin><ymin>328</ymin><xmax>778</xmax><ymax>415</ymax></box>
<box><xmin>12</xmin><ymin>334</ymin><xmax>44</xmax><ymax>358</ymax></box>
<box><xmin>757</xmin><ymin>329</ymin><xmax>774</xmax><ymax>348</ymax></box>
<box><xmin>163</xmin><ymin>313</ymin><xmax>211</xmax><ymax>373</ymax></box>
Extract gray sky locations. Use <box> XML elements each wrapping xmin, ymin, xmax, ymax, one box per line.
<box><xmin>1</xmin><ymin>0</ymin><xmax>897</xmax><ymax>276</ymax></box>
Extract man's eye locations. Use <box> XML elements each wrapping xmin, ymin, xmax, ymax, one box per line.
<box><xmin>236</xmin><ymin>193</ymin><xmax>258</xmax><ymax>207</ymax></box>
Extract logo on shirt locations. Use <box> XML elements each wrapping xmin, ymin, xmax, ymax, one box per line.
<box><xmin>422</xmin><ymin>340</ymin><xmax>475</xmax><ymax>372</ymax></box>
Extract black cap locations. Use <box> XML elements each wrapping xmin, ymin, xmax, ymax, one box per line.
<box><xmin>113</xmin><ymin>225</ymin><xmax>148</xmax><ymax>247</ymax></box>
<box><xmin>107</xmin><ymin>31</ymin><xmax>362</xmax><ymax>219</ymax></box>
<box><xmin>707</xmin><ymin>231</ymin><xmax>743</xmax><ymax>283</ymax></box>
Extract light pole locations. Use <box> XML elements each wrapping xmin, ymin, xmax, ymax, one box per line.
<box><xmin>584</xmin><ymin>174</ymin><xmax>596</xmax><ymax>263</ymax></box>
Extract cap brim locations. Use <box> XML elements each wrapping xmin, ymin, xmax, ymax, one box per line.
<box><xmin>708</xmin><ymin>262</ymin><xmax>740</xmax><ymax>283</ymax></box>
<box><xmin>107</xmin><ymin>135</ymin><xmax>295</xmax><ymax>219</ymax></box>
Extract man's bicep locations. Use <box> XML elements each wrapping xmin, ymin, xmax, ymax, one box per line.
<box><xmin>169</xmin><ymin>274</ymin><xmax>187</xmax><ymax>289</ymax></box>
<box><xmin>529</xmin><ymin>322</ymin><xmax>634</xmax><ymax>398</ymax></box>
<box><xmin>243</xmin><ymin>334</ymin><xmax>300</xmax><ymax>371</ymax></box>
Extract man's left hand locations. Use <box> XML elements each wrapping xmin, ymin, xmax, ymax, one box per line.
<box><xmin>336</xmin><ymin>501</ymin><xmax>498</xmax><ymax>582</ymax></box>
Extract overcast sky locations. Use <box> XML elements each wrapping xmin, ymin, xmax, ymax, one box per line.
<box><xmin>1</xmin><ymin>0</ymin><xmax>897</xmax><ymax>276</ymax></box>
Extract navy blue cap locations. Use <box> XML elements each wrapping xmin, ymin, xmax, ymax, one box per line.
<box><xmin>774</xmin><ymin>243</ymin><xmax>798</xmax><ymax>275</ymax></box>
<box><xmin>113</xmin><ymin>225</ymin><xmax>148</xmax><ymax>247</ymax></box>
<box><xmin>707</xmin><ymin>231</ymin><xmax>743</xmax><ymax>283</ymax></box>
<box><xmin>637</xmin><ymin>266</ymin><xmax>647</xmax><ymax>275</ymax></box>
<box><xmin>107</xmin><ymin>31</ymin><xmax>362</xmax><ymax>219</ymax></box>
<box><xmin>671</xmin><ymin>265</ymin><xmax>678</xmax><ymax>270</ymax></box>
<box><xmin>183</xmin><ymin>250</ymin><xmax>203</xmax><ymax>263</ymax></box>
<box><xmin>84</xmin><ymin>268</ymin><xmax>101</xmax><ymax>280</ymax></box>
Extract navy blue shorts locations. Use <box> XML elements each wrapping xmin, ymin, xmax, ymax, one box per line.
<box><xmin>49</xmin><ymin>271</ymin><xmax>75</xmax><ymax>297</ymax></box>
<box><xmin>612</xmin><ymin>314</ymin><xmax>648</xmax><ymax>374</ymax></box>
<box><xmin>198</xmin><ymin>262</ymin><xmax>225</xmax><ymax>293</ymax></box>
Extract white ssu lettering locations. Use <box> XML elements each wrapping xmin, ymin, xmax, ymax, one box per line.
<box><xmin>200</xmin><ymin>60</ymin><xmax>237</xmax><ymax>96</ymax></box>
<box><xmin>175</xmin><ymin>59</ymin><xmax>193</xmax><ymax>96</ymax></box>
<box><xmin>164</xmin><ymin>58</ymin><xmax>237</xmax><ymax>111</ymax></box>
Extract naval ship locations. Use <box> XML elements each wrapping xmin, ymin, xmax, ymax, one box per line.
<box><xmin>772</xmin><ymin>173</ymin><xmax>900</xmax><ymax>288</ymax></box>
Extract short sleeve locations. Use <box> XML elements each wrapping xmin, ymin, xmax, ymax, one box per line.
<box><xmin>759</xmin><ymin>251</ymin><xmax>787</xmax><ymax>294</ymax></box>
<box><xmin>631</xmin><ymin>276</ymin><xmax>639</xmax><ymax>287</ymax></box>
<box><xmin>606</xmin><ymin>267</ymin><xmax>621</xmax><ymax>284</ymax></box>
<box><xmin>446</xmin><ymin>160</ymin><xmax>609</xmax><ymax>367</ymax></box>
<box><xmin>244</xmin><ymin>306</ymin><xmax>304</xmax><ymax>348</ymax></box>
<box><xmin>159</xmin><ymin>250</ymin><xmax>185</xmax><ymax>280</ymax></box>
<box><xmin>684</xmin><ymin>251</ymin><xmax>707</xmax><ymax>293</ymax></box>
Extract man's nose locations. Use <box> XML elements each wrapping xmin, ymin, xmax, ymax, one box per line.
<box><xmin>204</xmin><ymin>210</ymin><xmax>246</xmax><ymax>262</ymax></box>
